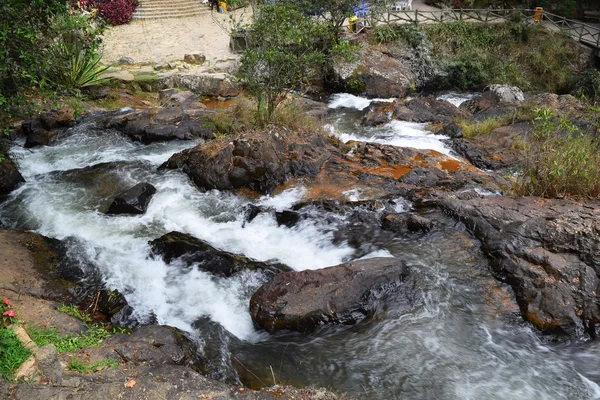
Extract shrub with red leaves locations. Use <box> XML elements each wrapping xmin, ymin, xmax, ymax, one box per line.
<box><xmin>72</xmin><ymin>0</ymin><xmax>138</xmax><ymax>25</ymax></box>
<box><xmin>95</xmin><ymin>0</ymin><xmax>138</xmax><ymax>25</ymax></box>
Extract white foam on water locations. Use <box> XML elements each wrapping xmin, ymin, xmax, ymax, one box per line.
<box><xmin>4</xmin><ymin>129</ymin><xmax>356</xmax><ymax>340</ymax></box>
<box><xmin>334</xmin><ymin>119</ymin><xmax>452</xmax><ymax>155</ymax></box>
<box><xmin>328</xmin><ymin>93</ymin><xmax>395</xmax><ymax>111</ymax></box>
<box><xmin>436</xmin><ymin>92</ymin><xmax>477</xmax><ymax>107</ymax></box>
<box><xmin>10</xmin><ymin>129</ymin><xmax>198</xmax><ymax>177</ymax></box>
<box><xmin>343</xmin><ymin>188</ymin><xmax>364</xmax><ymax>201</ymax></box>
<box><xmin>257</xmin><ymin>186</ymin><xmax>307</xmax><ymax>211</ymax></box>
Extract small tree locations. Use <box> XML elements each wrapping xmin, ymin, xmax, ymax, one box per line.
<box><xmin>238</xmin><ymin>3</ymin><xmax>345</xmax><ymax>123</ymax></box>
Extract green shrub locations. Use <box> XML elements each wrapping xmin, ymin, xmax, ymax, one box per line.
<box><xmin>515</xmin><ymin>108</ymin><xmax>600</xmax><ymax>198</ymax></box>
<box><xmin>420</xmin><ymin>21</ymin><xmax>582</xmax><ymax>92</ymax></box>
<box><xmin>0</xmin><ymin>2</ymin><xmax>105</xmax><ymax>120</ymax></box>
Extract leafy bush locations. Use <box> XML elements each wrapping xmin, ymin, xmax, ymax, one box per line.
<box><xmin>573</xmin><ymin>68</ymin><xmax>600</xmax><ymax>103</ymax></box>
<box><xmin>239</xmin><ymin>2</ymin><xmax>347</xmax><ymax>123</ymax></box>
<box><xmin>0</xmin><ymin>2</ymin><xmax>106</xmax><ymax>120</ymax></box>
<box><xmin>95</xmin><ymin>0</ymin><xmax>138</xmax><ymax>25</ymax></box>
<box><xmin>421</xmin><ymin>21</ymin><xmax>582</xmax><ymax>92</ymax></box>
<box><xmin>515</xmin><ymin>108</ymin><xmax>600</xmax><ymax>198</ymax></box>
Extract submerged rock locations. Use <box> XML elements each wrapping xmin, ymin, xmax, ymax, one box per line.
<box><xmin>149</xmin><ymin>231</ymin><xmax>292</xmax><ymax>277</ymax></box>
<box><xmin>440</xmin><ymin>196</ymin><xmax>600</xmax><ymax>337</ymax></box>
<box><xmin>250</xmin><ymin>257</ymin><xmax>408</xmax><ymax>332</ymax></box>
<box><xmin>106</xmin><ymin>182</ymin><xmax>157</xmax><ymax>215</ymax></box>
<box><xmin>0</xmin><ymin>159</ymin><xmax>25</xmax><ymax>195</ymax></box>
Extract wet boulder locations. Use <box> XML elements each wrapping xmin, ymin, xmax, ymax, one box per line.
<box><xmin>250</xmin><ymin>257</ymin><xmax>409</xmax><ymax>333</ymax></box>
<box><xmin>102</xmin><ymin>107</ymin><xmax>216</xmax><ymax>144</ymax></box>
<box><xmin>449</xmin><ymin>122</ymin><xmax>530</xmax><ymax>171</ymax></box>
<box><xmin>436</xmin><ymin>123</ymin><xmax>462</xmax><ymax>139</ymax></box>
<box><xmin>275</xmin><ymin>210</ymin><xmax>301</xmax><ymax>228</ymax></box>
<box><xmin>163</xmin><ymin>129</ymin><xmax>332</xmax><ymax>194</ymax></box>
<box><xmin>23</xmin><ymin>120</ymin><xmax>52</xmax><ymax>148</ymax></box>
<box><xmin>106</xmin><ymin>182</ymin><xmax>157</xmax><ymax>215</ymax></box>
<box><xmin>149</xmin><ymin>231</ymin><xmax>292</xmax><ymax>277</ymax></box>
<box><xmin>381</xmin><ymin>213</ymin><xmax>434</xmax><ymax>234</ymax></box>
<box><xmin>90</xmin><ymin>325</ymin><xmax>201</xmax><ymax>369</ymax></box>
<box><xmin>392</xmin><ymin>96</ymin><xmax>468</xmax><ymax>124</ymax></box>
<box><xmin>440</xmin><ymin>196</ymin><xmax>600</xmax><ymax>337</ymax></box>
<box><xmin>0</xmin><ymin>159</ymin><xmax>25</xmax><ymax>195</ymax></box>
<box><xmin>22</xmin><ymin>108</ymin><xmax>74</xmax><ymax>148</ymax></box>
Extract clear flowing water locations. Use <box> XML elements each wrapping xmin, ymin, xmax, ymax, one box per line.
<box><xmin>1</xmin><ymin>103</ymin><xmax>599</xmax><ymax>399</ymax></box>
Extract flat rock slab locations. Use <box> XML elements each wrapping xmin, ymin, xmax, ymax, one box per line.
<box><xmin>250</xmin><ymin>257</ymin><xmax>408</xmax><ymax>333</ymax></box>
<box><xmin>440</xmin><ymin>196</ymin><xmax>600</xmax><ymax>336</ymax></box>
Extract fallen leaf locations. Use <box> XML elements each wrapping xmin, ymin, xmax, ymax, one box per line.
<box><xmin>125</xmin><ymin>380</ymin><xmax>136</xmax><ymax>388</ymax></box>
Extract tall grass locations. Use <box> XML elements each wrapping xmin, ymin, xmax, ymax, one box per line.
<box><xmin>514</xmin><ymin>108</ymin><xmax>600</xmax><ymax>198</ymax></box>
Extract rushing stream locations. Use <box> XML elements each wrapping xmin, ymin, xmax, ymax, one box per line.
<box><xmin>2</xmin><ymin>95</ymin><xmax>600</xmax><ymax>399</ymax></box>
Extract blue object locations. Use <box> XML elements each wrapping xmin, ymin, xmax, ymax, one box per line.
<box><xmin>353</xmin><ymin>1</ymin><xmax>369</xmax><ymax>18</ymax></box>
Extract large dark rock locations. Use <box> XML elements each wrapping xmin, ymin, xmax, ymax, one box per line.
<box><xmin>149</xmin><ymin>231</ymin><xmax>292</xmax><ymax>277</ymax></box>
<box><xmin>102</xmin><ymin>108</ymin><xmax>216</xmax><ymax>144</ymax></box>
<box><xmin>106</xmin><ymin>182</ymin><xmax>157</xmax><ymax>215</ymax></box>
<box><xmin>94</xmin><ymin>325</ymin><xmax>199</xmax><ymax>367</ymax></box>
<box><xmin>22</xmin><ymin>108</ymin><xmax>74</xmax><ymax>148</ymax></box>
<box><xmin>23</xmin><ymin>120</ymin><xmax>51</xmax><ymax>148</ymax></box>
<box><xmin>163</xmin><ymin>129</ymin><xmax>332</xmax><ymax>194</ymax></box>
<box><xmin>392</xmin><ymin>96</ymin><xmax>468</xmax><ymax>124</ymax></box>
<box><xmin>332</xmin><ymin>39</ymin><xmax>435</xmax><ymax>98</ymax></box>
<box><xmin>0</xmin><ymin>160</ymin><xmax>24</xmax><ymax>195</ymax></box>
<box><xmin>250</xmin><ymin>257</ymin><xmax>409</xmax><ymax>333</ymax></box>
<box><xmin>449</xmin><ymin>122</ymin><xmax>530</xmax><ymax>171</ymax></box>
<box><xmin>440</xmin><ymin>196</ymin><xmax>600</xmax><ymax>337</ymax></box>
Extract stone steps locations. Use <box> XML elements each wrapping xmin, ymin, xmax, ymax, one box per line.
<box><xmin>133</xmin><ymin>0</ymin><xmax>210</xmax><ymax>20</ymax></box>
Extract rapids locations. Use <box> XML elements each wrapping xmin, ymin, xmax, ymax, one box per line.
<box><xmin>1</xmin><ymin>98</ymin><xmax>599</xmax><ymax>399</ymax></box>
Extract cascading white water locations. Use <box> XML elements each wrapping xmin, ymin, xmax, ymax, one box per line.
<box><xmin>4</xmin><ymin>125</ymin><xmax>356</xmax><ymax>341</ymax></box>
<box><xmin>326</xmin><ymin>93</ymin><xmax>453</xmax><ymax>155</ymax></box>
<box><xmin>2</xmin><ymin>103</ymin><xmax>600</xmax><ymax>399</ymax></box>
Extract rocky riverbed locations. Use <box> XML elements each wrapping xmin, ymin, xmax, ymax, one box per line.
<box><xmin>1</xmin><ymin>85</ymin><xmax>600</xmax><ymax>399</ymax></box>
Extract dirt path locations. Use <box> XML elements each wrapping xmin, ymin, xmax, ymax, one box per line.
<box><xmin>100</xmin><ymin>7</ymin><xmax>252</xmax><ymax>65</ymax></box>
<box><xmin>100</xmin><ymin>2</ymin><xmax>441</xmax><ymax>65</ymax></box>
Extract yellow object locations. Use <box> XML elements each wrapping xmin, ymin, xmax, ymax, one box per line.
<box><xmin>219</xmin><ymin>1</ymin><xmax>227</xmax><ymax>12</ymax></box>
<box><xmin>533</xmin><ymin>7</ymin><xmax>543</xmax><ymax>22</ymax></box>
<box><xmin>349</xmin><ymin>15</ymin><xmax>358</xmax><ymax>32</ymax></box>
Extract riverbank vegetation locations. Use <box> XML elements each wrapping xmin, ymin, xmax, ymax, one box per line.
<box><xmin>374</xmin><ymin>20</ymin><xmax>587</xmax><ymax>94</ymax></box>
<box><xmin>515</xmin><ymin>107</ymin><xmax>600</xmax><ymax>197</ymax></box>
<box><xmin>0</xmin><ymin>0</ymin><xmax>107</xmax><ymax>123</ymax></box>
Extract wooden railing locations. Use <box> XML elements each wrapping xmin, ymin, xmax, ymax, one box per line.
<box><xmin>350</xmin><ymin>8</ymin><xmax>600</xmax><ymax>49</ymax></box>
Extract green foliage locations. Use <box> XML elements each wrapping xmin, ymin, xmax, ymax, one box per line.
<box><xmin>421</xmin><ymin>21</ymin><xmax>582</xmax><ymax>92</ymax></box>
<box><xmin>574</xmin><ymin>68</ymin><xmax>600</xmax><ymax>104</ymax></box>
<box><xmin>26</xmin><ymin>323</ymin><xmax>126</xmax><ymax>353</ymax></box>
<box><xmin>554</xmin><ymin>0</ymin><xmax>576</xmax><ymax>17</ymax></box>
<box><xmin>0</xmin><ymin>2</ymin><xmax>105</xmax><ymax>120</ymax></box>
<box><xmin>0</xmin><ymin>327</ymin><xmax>31</xmax><ymax>381</ymax></box>
<box><xmin>46</xmin><ymin>39</ymin><xmax>109</xmax><ymax>91</ymax></box>
<box><xmin>456</xmin><ymin>115</ymin><xmax>514</xmax><ymax>138</ymax></box>
<box><xmin>374</xmin><ymin>24</ymin><xmax>424</xmax><ymax>48</ymax></box>
<box><xmin>239</xmin><ymin>2</ymin><xmax>348</xmax><ymax>123</ymax></box>
<box><xmin>284</xmin><ymin>0</ymin><xmax>362</xmax><ymax>28</ymax></box>
<box><xmin>515</xmin><ymin>108</ymin><xmax>600</xmax><ymax>198</ymax></box>
<box><xmin>68</xmin><ymin>357</ymin><xmax>118</xmax><ymax>373</ymax></box>
<box><xmin>57</xmin><ymin>304</ymin><xmax>93</xmax><ymax>323</ymax></box>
